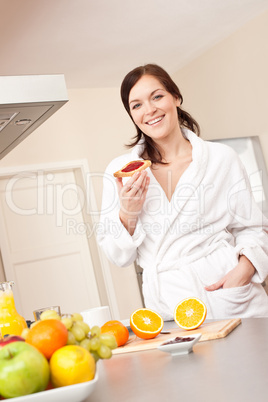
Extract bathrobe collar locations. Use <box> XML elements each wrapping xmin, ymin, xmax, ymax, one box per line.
<box><xmin>130</xmin><ymin>127</ymin><xmax>209</xmax><ymax>209</ymax></box>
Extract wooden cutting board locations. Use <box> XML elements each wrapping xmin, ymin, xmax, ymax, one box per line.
<box><xmin>113</xmin><ymin>318</ymin><xmax>241</xmax><ymax>355</ymax></box>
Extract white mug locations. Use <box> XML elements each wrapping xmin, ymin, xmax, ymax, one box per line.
<box><xmin>80</xmin><ymin>306</ymin><xmax>111</xmax><ymax>328</ymax></box>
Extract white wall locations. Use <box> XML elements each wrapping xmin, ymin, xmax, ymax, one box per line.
<box><xmin>173</xmin><ymin>9</ymin><xmax>268</xmax><ymax>167</ymax></box>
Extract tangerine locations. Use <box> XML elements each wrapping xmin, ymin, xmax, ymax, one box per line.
<box><xmin>101</xmin><ymin>320</ymin><xmax>129</xmax><ymax>347</ymax></box>
<box><xmin>26</xmin><ymin>319</ymin><xmax>68</xmax><ymax>359</ymax></box>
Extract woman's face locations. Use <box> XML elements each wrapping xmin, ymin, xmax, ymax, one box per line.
<box><xmin>128</xmin><ymin>75</ymin><xmax>180</xmax><ymax>143</ymax></box>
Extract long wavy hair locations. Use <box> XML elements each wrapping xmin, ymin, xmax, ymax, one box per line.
<box><xmin>120</xmin><ymin>64</ymin><xmax>200</xmax><ymax>164</ymax></box>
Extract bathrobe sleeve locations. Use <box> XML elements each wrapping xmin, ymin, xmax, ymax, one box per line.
<box><xmin>97</xmin><ymin>157</ymin><xmax>146</xmax><ymax>267</ymax></box>
<box><xmin>225</xmin><ymin>149</ymin><xmax>268</xmax><ymax>283</ymax></box>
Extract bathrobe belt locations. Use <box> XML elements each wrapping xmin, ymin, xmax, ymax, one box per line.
<box><xmin>141</xmin><ymin>240</ymin><xmax>231</xmax><ymax>319</ymax></box>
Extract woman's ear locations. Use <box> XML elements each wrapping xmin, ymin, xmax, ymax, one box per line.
<box><xmin>175</xmin><ymin>96</ymin><xmax>181</xmax><ymax>107</ymax></box>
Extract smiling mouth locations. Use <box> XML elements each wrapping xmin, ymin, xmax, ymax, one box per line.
<box><xmin>146</xmin><ymin>116</ymin><xmax>164</xmax><ymax>125</ymax></box>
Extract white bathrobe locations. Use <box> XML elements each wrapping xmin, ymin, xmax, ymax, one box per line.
<box><xmin>97</xmin><ymin>129</ymin><xmax>268</xmax><ymax>320</ymax></box>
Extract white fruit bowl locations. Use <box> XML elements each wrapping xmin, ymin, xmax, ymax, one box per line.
<box><xmin>6</xmin><ymin>372</ymin><xmax>98</xmax><ymax>402</ymax></box>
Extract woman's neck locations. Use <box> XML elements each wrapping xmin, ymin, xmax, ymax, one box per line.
<box><xmin>154</xmin><ymin>128</ymin><xmax>191</xmax><ymax>164</ymax></box>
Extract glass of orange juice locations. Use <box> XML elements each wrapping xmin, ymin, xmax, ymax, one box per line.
<box><xmin>0</xmin><ymin>281</ymin><xmax>27</xmax><ymax>337</ymax></box>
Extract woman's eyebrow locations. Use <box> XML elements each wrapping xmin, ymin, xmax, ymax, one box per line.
<box><xmin>129</xmin><ymin>98</ymin><xmax>140</xmax><ymax>105</ymax></box>
<box><xmin>129</xmin><ymin>88</ymin><xmax>164</xmax><ymax>105</ymax></box>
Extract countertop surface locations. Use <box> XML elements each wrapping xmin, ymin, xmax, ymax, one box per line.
<box><xmin>88</xmin><ymin>318</ymin><xmax>268</xmax><ymax>402</ymax></box>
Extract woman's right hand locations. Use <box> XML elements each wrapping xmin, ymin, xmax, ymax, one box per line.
<box><xmin>116</xmin><ymin>170</ymin><xmax>150</xmax><ymax>235</ymax></box>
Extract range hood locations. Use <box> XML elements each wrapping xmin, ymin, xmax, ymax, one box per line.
<box><xmin>0</xmin><ymin>74</ymin><xmax>68</xmax><ymax>159</ymax></box>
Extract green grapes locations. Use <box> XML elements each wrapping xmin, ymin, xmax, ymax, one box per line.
<box><xmin>40</xmin><ymin>309</ymin><xmax>61</xmax><ymax>321</ymax></box>
<box><xmin>70</xmin><ymin>323</ymin><xmax>86</xmax><ymax>342</ymax></box>
<box><xmin>91</xmin><ymin>325</ymin><xmax>101</xmax><ymax>337</ymax></box>
<box><xmin>60</xmin><ymin>311</ymin><xmax>117</xmax><ymax>361</ymax></box>
<box><xmin>98</xmin><ymin>344</ymin><xmax>112</xmax><ymax>359</ymax></box>
<box><xmin>90</xmin><ymin>351</ymin><xmax>100</xmax><ymax>362</ymax></box>
<box><xmin>80</xmin><ymin>338</ymin><xmax>91</xmax><ymax>351</ymax></box>
<box><xmin>61</xmin><ymin>317</ymin><xmax>73</xmax><ymax>330</ymax></box>
<box><xmin>67</xmin><ymin>331</ymin><xmax>77</xmax><ymax>345</ymax></box>
<box><xmin>100</xmin><ymin>333</ymin><xmax>118</xmax><ymax>350</ymax></box>
<box><xmin>75</xmin><ymin>320</ymin><xmax>90</xmax><ymax>334</ymax></box>
<box><xmin>90</xmin><ymin>336</ymin><xmax>101</xmax><ymax>351</ymax></box>
<box><xmin>71</xmin><ymin>313</ymin><xmax>84</xmax><ymax>321</ymax></box>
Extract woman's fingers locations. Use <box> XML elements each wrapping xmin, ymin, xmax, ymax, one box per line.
<box><xmin>205</xmin><ymin>278</ymin><xmax>224</xmax><ymax>291</ymax></box>
<box><xmin>205</xmin><ymin>258</ymin><xmax>255</xmax><ymax>292</ymax></box>
<box><xmin>116</xmin><ymin>171</ymin><xmax>149</xmax><ymax>219</ymax></box>
<box><xmin>130</xmin><ymin>176</ymin><xmax>147</xmax><ymax>197</ymax></box>
<box><xmin>125</xmin><ymin>171</ymin><xmax>141</xmax><ymax>192</ymax></box>
<box><xmin>123</xmin><ymin>171</ymin><xmax>148</xmax><ymax>197</ymax></box>
<box><xmin>138</xmin><ymin>175</ymin><xmax>150</xmax><ymax>199</ymax></box>
<box><xmin>115</xmin><ymin>177</ymin><xmax>123</xmax><ymax>193</ymax></box>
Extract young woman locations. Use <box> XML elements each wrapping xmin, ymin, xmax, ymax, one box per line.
<box><xmin>98</xmin><ymin>64</ymin><xmax>268</xmax><ymax>320</ymax></box>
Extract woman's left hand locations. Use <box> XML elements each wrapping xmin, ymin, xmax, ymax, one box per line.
<box><xmin>205</xmin><ymin>255</ymin><xmax>256</xmax><ymax>291</ymax></box>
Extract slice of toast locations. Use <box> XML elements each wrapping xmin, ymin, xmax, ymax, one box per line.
<box><xmin>113</xmin><ymin>160</ymin><xmax>151</xmax><ymax>177</ymax></box>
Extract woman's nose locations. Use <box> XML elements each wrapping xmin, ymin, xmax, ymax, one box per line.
<box><xmin>144</xmin><ymin>101</ymin><xmax>157</xmax><ymax>115</ymax></box>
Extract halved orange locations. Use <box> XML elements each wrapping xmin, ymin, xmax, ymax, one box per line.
<box><xmin>174</xmin><ymin>297</ymin><xmax>207</xmax><ymax>330</ymax></box>
<box><xmin>130</xmin><ymin>308</ymin><xmax>164</xmax><ymax>339</ymax></box>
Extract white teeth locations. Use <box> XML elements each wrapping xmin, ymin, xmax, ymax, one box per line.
<box><xmin>147</xmin><ymin>116</ymin><xmax>163</xmax><ymax>125</ymax></box>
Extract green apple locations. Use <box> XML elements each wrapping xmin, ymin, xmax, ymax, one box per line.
<box><xmin>0</xmin><ymin>341</ymin><xmax>50</xmax><ymax>398</ymax></box>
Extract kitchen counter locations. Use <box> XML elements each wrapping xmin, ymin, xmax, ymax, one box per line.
<box><xmin>89</xmin><ymin>318</ymin><xmax>268</xmax><ymax>402</ymax></box>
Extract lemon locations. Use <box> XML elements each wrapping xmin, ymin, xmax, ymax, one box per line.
<box><xmin>50</xmin><ymin>345</ymin><xmax>95</xmax><ymax>387</ymax></box>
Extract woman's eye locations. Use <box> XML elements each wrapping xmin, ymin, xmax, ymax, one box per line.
<box><xmin>153</xmin><ymin>94</ymin><xmax>163</xmax><ymax>101</ymax></box>
<box><xmin>132</xmin><ymin>103</ymin><xmax>141</xmax><ymax>110</ymax></box>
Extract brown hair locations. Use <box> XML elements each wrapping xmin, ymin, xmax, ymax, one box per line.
<box><xmin>120</xmin><ymin>64</ymin><xmax>200</xmax><ymax>164</ymax></box>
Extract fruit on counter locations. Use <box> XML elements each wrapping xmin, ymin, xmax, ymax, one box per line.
<box><xmin>26</xmin><ymin>319</ymin><xmax>68</xmax><ymax>359</ymax></box>
<box><xmin>50</xmin><ymin>345</ymin><xmax>95</xmax><ymax>387</ymax></box>
<box><xmin>25</xmin><ymin>310</ymin><xmax>117</xmax><ymax>362</ymax></box>
<box><xmin>0</xmin><ymin>335</ymin><xmax>25</xmax><ymax>349</ymax></box>
<box><xmin>39</xmin><ymin>309</ymin><xmax>61</xmax><ymax>321</ymax></box>
<box><xmin>101</xmin><ymin>320</ymin><xmax>129</xmax><ymax>347</ymax></box>
<box><xmin>21</xmin><ymin>327</ymin><xmax>30</xmax><ymax>339</ymax></box>
<box><xmin>130</xmin><ymin>308</ymin><xmax>164</xmax><ymax>339</ymax></box>
<box><xmin>59</xmin><ymin>314</ymin><xmax>117</xmax><ymax>362</ymax></box>
<box><xmin>173</xmin><ymin>297</ymin><xmax>207</xmax><ymax>330</ymax></box>
<box><xmin>61</xmin><ymin>315</ymin><xmax>73</xmax><ymax>330</ymax></box>
<box><xmin>70</xmin><ymin>322</ymin><xmax>88</xmax><ymax>342</ymax></box>
<box><xmin>0</xmin><ymin>341</ymin><xmax>50</xmax><ymax>398</ymax></box>
<box><xmin>60</xmin><ymin>313</ymin><xmax>90</xmax><ymax>339</ymax></box>
<box><xmin>71</xmin><ymin>313</ymin><xmax>84</xmax><ymax>321</ymax></box>
<box><xmin>99</xmin><ymin>333</ymin><xmax>118</xmax><ymax>350</ymax></box>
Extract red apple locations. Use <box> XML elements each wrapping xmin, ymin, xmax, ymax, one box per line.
<box><xmin>0</xmin><ymin>335</ymin><xmax>25</xmax><ymax>349</ymax></box>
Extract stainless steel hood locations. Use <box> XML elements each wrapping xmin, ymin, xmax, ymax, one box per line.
<box><xmin>0</xmin><ymin>74</ymin><xmax>68</xmax><ymax>159</ymax></box>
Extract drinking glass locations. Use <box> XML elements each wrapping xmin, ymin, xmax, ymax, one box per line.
<box><xmin>33</xmin><ymin>305</ymin><xmax>61</xmax><ymax>321</ymax></box>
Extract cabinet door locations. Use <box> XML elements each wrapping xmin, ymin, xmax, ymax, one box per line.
<box><xmin>0</xmin><ymin>168</ymin><xmax>100</xmax><ymax>320</ymax></box>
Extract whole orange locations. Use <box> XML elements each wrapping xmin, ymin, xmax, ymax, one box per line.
<box><xmin>101</xmin><ymin>320</ymin><xmax>129</xmax><ymax>347</ymax></box>
<box><xmin>26</xmin><ymin>319</ymin><xmax>68</xmax><ymax>359</ymax></box>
